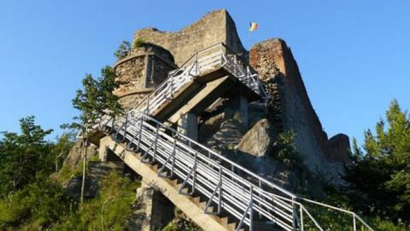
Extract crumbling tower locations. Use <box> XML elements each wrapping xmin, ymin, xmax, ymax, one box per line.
<box><xmin>113</xmin><ymin>43</ymin><xmax>176</xmax><ymax>110</ymax></box>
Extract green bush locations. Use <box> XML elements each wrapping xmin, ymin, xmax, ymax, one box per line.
<box><xmin>52</xmin><ymin>171</ymin><xmax>140</xmax><ymax>231</ymax></box>
<box><xmin>0</xmin><ymin>178</ymin><xmax>70</xmax><ymax>230</ymax></box>
<box><xmin>133</xmin><ymin>38</ymin><xmax>146</xmax><ymax>49</ymax></box>
<box><xmin>273</xmin><ymin>130</ymin><xmax>303</xmax><ymax>169</ymax></box>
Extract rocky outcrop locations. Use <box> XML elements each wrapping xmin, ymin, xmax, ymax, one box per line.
<box><xmin>250</xmin><ymin>39</ymin><xmax>351</xmax><ymax>184</ymax></box>
<box><xmin>237</xmin><ymin>119</ymin><xmax>277</xmax><ymax>157</ymax></box>
<box><xmin>63</xmin><ymin>161</ymin><xmax>124</xmax><ymax>198</ymax></box>
<box><xmin>62</xmin><ymin>139</ymin><xmax>98</xmax><ymax>170</ymax></box>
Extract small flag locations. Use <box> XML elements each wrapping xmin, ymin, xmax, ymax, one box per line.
<box><xmin>249</xmin><ymin>22</ymin><xmax>259</xmax><ymax>31</ymax></box>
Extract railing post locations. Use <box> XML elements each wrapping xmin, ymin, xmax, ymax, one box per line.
<box><xmin>136</xmin><ymin>115</ymin><xmax>144</xmax><ymax>151</ymax></box>
<box><xmin>122</xmin><ymin>113</ymin><xmax>129</xmax><ymax>142</ymax></box>
<box><xmin>353</xmin><ymin>214</ymin><xmax>357</xmax><ymax>231</ymax></box>
<box><xmin>169</xmin><ymin>78</ymin><xmax>173</xmax><ymax>99</ymax></box>
<box><xmin>171</xmin><ymin>133</ymin><xmax>177</xmax><ymax>177</ymax></box>
<box><xmin>300</xmin><ymin>205</ymin><xmax>304</xmax><ymax>231</ymax></box>
<box><xmin>258</xmin><ymin>180</ymin><xmax>262</xmax><ymax>219</ymax></box>
<box><xmin>218</xmin><ymin>167</ymin><xmax>223</xmax><ymax>214</ymax></box>
<box><xmin>152</xmin><ymin>124</ymin><xmax>160</xmax><ymax>162</ymax></box>
<box><xmin>192</xmin><ymin>151</ymin><xmax>197</xmax><ymax>195</ymax></box>
<box><xmin>292</xmin><ymin>197</ymin><xmax>297</xmax><ymax>230</ymax></box>
<box><xmin>249</xmin><ymin>186</ymin><xmax>254</xmax><ymax>231</ymax></box>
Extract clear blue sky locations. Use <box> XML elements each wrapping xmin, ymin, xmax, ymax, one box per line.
<box><xmin>1</xmin><ymin>1</ymin><xmax>409</xmax><ymax>146</ymax></box>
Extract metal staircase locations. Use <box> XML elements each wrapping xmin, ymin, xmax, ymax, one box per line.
<box><xmin>93</xmin><ymin>43</ymin><xmax>374</xmax><ymax>231</ymax></box>
<box><xmin>133</xmin><ymin>43</ymin><xmax>266</xmax><ymax>118</ymax></box>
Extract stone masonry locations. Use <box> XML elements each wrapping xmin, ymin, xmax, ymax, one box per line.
<box><xmin>134</xmin><ymin>9</ymin><xmax>247</xmax><ymax>66</ymax></box>
<box><xmin>114</xmin><ymin>43</ymin><xmax>176</xmax><ymax>110</ymax></box>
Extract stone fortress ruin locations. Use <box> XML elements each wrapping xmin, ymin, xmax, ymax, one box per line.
<box><xmin>87</xmin><ymin>9</ymin><xmax>371</xmax><ymax>231</ymax></box>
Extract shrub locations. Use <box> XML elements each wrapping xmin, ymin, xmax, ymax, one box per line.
<box><xmin>133</xmin><ymin>38</ymin><xmax>147</xmax><ymax>49</ymax></box>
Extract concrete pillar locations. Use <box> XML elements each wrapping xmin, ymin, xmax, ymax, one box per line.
<box><xmin>239</xmin><ymin>95</ymin><xmax>249</xmax><ymax>129</ymax></box>
<box><xmin>134</xmin><ymin>181</ymin><xmax>154</xmax><ymax>231</ymax></box>
<box><xmin>99</xmin><ymin>137</ymin><xmax>109</xmax><ymax>162</ymax></box>
<box><xmin>98</xmin><ymin>136</ymin><xmax>123</xmax><ymax>162</ymax></box>
<box><xmin>177</xmin><ymin>113</ymin><xmax>198</xmax><ymax>141</ymax></box>
<box><xmin>228</xmin><ymin>95</ymin><xmax>249</xmax><ymax>130</ymax></box>
<box><xmin>132</xmin><ymin>181</ymin><xmax>174</xmax><ymax>231</ymax></box>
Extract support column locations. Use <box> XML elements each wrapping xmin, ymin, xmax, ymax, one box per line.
<box><xmin>177</xmin><ymin>113</ymin><xmax>198</xmax><ymax>141</ymax></box>
<box><xmin>239</xmin><ymin>95</ymin><xmax>249</xmax><ymax>130</ymax></box>
<box><xmin>98</xmin><ymin>136</ymin><xmax>109</xmax><ymax>162</ymax></box>
<box><xmin>132</xmin><ymin>181</ymin><xmax>174</xmax><ymax>231</ymax></box>
<box><xmin>228</xmin><ymin>95</ymin><xmax>249</xmax><ymax>130</ymax></box>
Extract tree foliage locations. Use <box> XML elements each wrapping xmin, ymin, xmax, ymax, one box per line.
<box><xmin>345</xmin><ymin>100</ymin><xmax>410</xmax><ymax>225</ymax></box>
<box><xmin>70</xmin><ymin>65</ymin><xmax>122</xmax><ymax>131</ymax></box>
<box><xmin>114</xmin><ymin>41</ymin><xmax>131</xmax><ymax>60</ymax></box>
<box><xmin>0</xmin><ymin>116</ymin><xmax>53</xmax><ymax>197</ymax></box>
<box><xmin>273</xmin><ymin>130</ymin><xmax>303</xmax><ymax>169</ymax></box>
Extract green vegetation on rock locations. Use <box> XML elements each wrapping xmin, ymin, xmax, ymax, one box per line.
<box><xmin>51</xmin><ymin>171</ymin><xmax>140</xmax><ymax>231</ymax></box>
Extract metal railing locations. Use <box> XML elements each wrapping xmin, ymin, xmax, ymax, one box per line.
<box><xmin>97</xmin><ymin>112</ymin><xmax>326</xmax><ymax>231</ymax></box>
<box><xmin>133</xmin><ymin>43</ymin><xmax>267</xmax><ymax>117</ymax></box>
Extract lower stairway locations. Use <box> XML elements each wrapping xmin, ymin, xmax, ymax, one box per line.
<box><xmin>99</xmin><ymin>135</ymin><xmax>245</xmax><ymax>231</ymax></box>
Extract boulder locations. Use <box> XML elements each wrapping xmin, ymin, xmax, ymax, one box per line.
<box><xmin>237</xmin><ymin>118</ymin><xmax>277</xmax><ymax>157</ymax></box>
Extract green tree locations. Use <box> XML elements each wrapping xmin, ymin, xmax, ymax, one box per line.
<box><xmin>0</xmin><ymin>116</ymin><xmax>53</xmax><ymax>197</ymax></box>
<box><xmin>345</xmin><ymin>100</ymin><xmax>410</xmax><ymax>225</ymax></box>
<box><xmin>71</xmin><ymin>65</ymin><xmax>123</xmax><ymax>130</ymax></box>
<box><xmin>114</xmin><ymin>41</ymin><xmax>131</xmax><ymax>60</ymax></box>
<box><xmin>70</xmin><ymin>65</ymin><xmax>123</xmax><ymax>204</ymax></box>
<box><xmin>52</xmin><ymin>132</ymin><xmax>76</xmax><ymax>172</ymax></box>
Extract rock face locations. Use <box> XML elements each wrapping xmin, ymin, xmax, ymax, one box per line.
<box><xmin>250</xmin><ymin>39</ymin><xmax>351</xmax><ymax>184</ymax></box>
<box><xmin>134</xmin><ymin>9</ymin><xmax>247</xmax><ymax>66</ymax></box>
<box><xmin>62</xmin><ymin>140</ymin><xmax>98</xmax><ymax>170</ymax></box>
<box><xmin>237</xmin><ymin>118</ymin><xmax>276</xmax><ymax>157</ymax></box>
<box><xmin>63</xmin><ymin>161</ymin><xmax>124</xmax><ymax>198</ymax></box>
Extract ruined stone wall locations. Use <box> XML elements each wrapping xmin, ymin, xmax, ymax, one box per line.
<box><xmin>250</xmin><ymin>39</ymin><xmax>350</xmax><ymax>183</ymax></box>
<box><xmin>114</xmin><ymin>54</ymin><xmax>146</xmax><ymax>96</ymax></box>
<box><xmin>134</xmin><ymin>9</ymin><xmax>247</xmax><ymax>66</ymax></box>
<box><xmin>113</xmin><ymin>44</ymin><xmax>176</xmax><ymax>110</ymax></box>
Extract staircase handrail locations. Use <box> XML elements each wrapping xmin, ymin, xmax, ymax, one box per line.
<box><xmin>111</xmin><ymin>111</ymin><xmax>297</xmax><ymax>199</ymax></box>
<box><xmin>133</xmin><ymin>43</ymin><xmax>265</xmax><ymax>115</ymax></box>
<box><xmin>299</xmin><ymin>197</ymin><xmax>374</xmax><ymax>231</ymax></box>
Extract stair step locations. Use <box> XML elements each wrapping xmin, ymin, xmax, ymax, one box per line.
<box><xmin>226</xmin><ymin>222</ymin><xmax>237</xmax><ymax>231</ymax></box>
<box><xmin>220</xmin><ymin>217</ymin><xmax>229</xmax><ymax>226</ymax></box>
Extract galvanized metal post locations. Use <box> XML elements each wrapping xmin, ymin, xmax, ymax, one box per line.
<box><xmin>136</xmin><ymin>116</ymin><xmax>144</xmax><ymax>150</ymax></box>
<box><xmin>300</xmin><ymin>206</ymin><xmax>304</xmax><ymax>231</ymax></box>
<box><xmin>171</xmin><ymin>134</ymin><xmax>176</xmax><ymax>177</ymax></box>
<box><xmin>152</xmin><ymin>124</ymin><xmax>160</xmax><ymax>162</ymax></box>
<box><xmin>192</xmin><ymin>151</ymin><xmax>197</xmax><ymax>194</ymax></box>
<box><xmin>250</xmin><ymin>186</ymin><xmax>254</xmax><ymax>231</ymax></box>
<box><xmin>292</xmin><ymin>197</ymin><xmax>297</xmax><ymax>230</ymax></box>
<box><xmin>218</xmin><ymin>167</ymin><xmax>223</xmax><ymax>214</ymax></box>
<box><xmin>258</xmin><ymin>180</ymin><xmax>262</xmax><ymax>219</ymax></box>
<box><xmin>353</xmin><ymin>214</ymin><xmax>357</xmax><ymax>231</ymax></box>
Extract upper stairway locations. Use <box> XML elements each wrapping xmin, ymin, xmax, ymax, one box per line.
<box><xmin>132</xmin><ymin>43</ymin><xmax>266</xmax><ymax>123</ymax></box>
